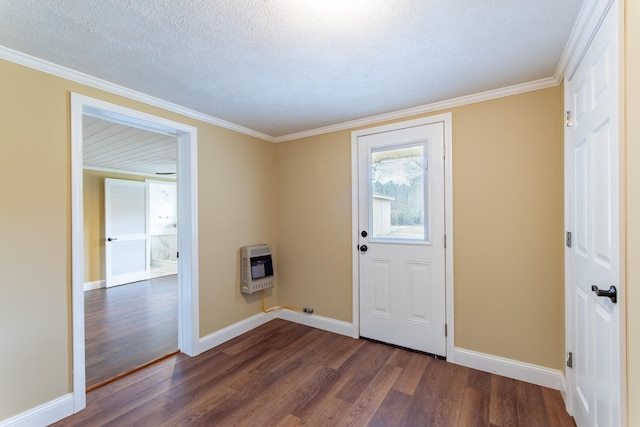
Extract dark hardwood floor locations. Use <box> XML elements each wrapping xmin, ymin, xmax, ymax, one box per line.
<box><xmin>84</xmin><ymin>275</ymin><xmax>178</xmax><ymax>388</ymax></box>
<box><xmin>55</xmin><ymin>319</ymin><xmax>575</xmax><ymax>427</ymax></box>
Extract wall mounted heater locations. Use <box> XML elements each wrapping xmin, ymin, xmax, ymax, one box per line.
<box><xmin>241</xmin><ymin>244</ymin><xmax>274</xmax><ymax>294</ymax></box>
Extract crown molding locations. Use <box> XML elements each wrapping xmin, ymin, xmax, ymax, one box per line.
<box><xmin>554</xmin><ymin>0</ymin><xmax>614</xmax><ymax>81</ymax></box>
<box><xmin>0</xmin><ymin>45</ymin><xmax>275</xmax><ymax>142</ymax></box>
<box><xmin>2</xmin><ymin>44</ymin><xmax>562</xmax><ymax>145</ymax></box>
<box><xmin>271</xmin><ymin>76</ymin><xmax>560</xmax><ymax>143</ymax></box>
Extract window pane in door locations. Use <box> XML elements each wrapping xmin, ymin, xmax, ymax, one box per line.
<box><xmin>371</xmin><ymin>144</ymin><xmax>427</xmax><ymax>240</ymax></box>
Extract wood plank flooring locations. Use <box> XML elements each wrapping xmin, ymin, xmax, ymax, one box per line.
<box><xmin>84</xmin><ymin>275</ymin><xmax>178</xmax><ymax>388</ymax></box>
<box><xmin>55</xmin><ymin>319</ymin><xmax>575</xmax><ymax>427</ymax></box>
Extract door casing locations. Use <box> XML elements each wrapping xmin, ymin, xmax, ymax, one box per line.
<box><xmin>70</xmin><ymin>93</ymin><xmax>200</xmax><ymax>412</ymax></box>
<box><xmin>350</xmin><ymin>113</ymin><xmax>454</xmax><ymax>361</ymax></box>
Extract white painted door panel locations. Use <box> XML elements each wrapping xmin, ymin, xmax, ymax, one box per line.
<box><xmin>358</xmin><ymin>123</ymin><xmax>446</xmax><ymax>356</ymax></box>
<box><xmin>105</xmin><ymin>178</ymin><xmax>151</xmax><ymax>287</ymax></box>
<box><xmin>568</xmin><ymin>3</ymin><xmax>621</xmax><ymax>426</ymax></box>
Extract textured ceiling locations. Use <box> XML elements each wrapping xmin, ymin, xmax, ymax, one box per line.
<box><xmin>0</xmin><ymin>0</ymin><xmax>583</xmax><ymax>138</ymax></box>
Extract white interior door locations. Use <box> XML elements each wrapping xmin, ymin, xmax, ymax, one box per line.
<box><xmin>567</xmin><ymin>3</ymin><xmax>622</xmax><ymax>426</ymax></box>
<box><xmin>358</xmin><ymin>122</ymin><xmax>446</xmax><ymax>356</ymax></box>
<box><xmin>105</xmin><ymin>178</ymin><xmax>151</xmax><ymax>287</ymax></box>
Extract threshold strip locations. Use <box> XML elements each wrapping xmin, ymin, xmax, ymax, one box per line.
<box><xmin>86</xmin><ymin>350</ymin><xmax>180</xmax><ymax>392</ymax></box>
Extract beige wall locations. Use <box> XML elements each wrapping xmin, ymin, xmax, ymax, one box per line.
<box><xmin>276</xmin><ymin>132</ymin><xmax>354</xmax><ymax>321</ymax></box>
<box><xmin>276</xmin><ymin>86</ymin><xmax>565</xmax><ymax>370</ymax></box>
<box><xmin>625</xmin><ymin>0</ymin><xmax>639</xmax><ymax>423</ymax></box>
<box><xmin>83</xmin><ymin>170</ymin><xmax>175</xmax><ymax>283</ymax></box>
<box><xmin>0</xmin><ymin>60</ymin><xmax>71</xmax><ymax>420</ymax></box>
<box><xmin>0</xmin><ymin>59</ymin><xmax>278</xmax><ymax>420</ymax></box>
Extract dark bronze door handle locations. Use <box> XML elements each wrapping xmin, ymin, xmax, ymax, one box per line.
<box><xmin>591</xmin><ymin>285</ymin><xmax>617</xmax><ymax>304</ymax></box>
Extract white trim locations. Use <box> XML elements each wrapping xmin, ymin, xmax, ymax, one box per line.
<box><xmin>350</xmin><ymin>113</ymin><xmax>454</xmax><ymax>360</ymax></box>
<box><xmin>70</xmin><ymin>93</ymin><xmax>200</xmax><ymax>413</ymax></box>
<box><xmin>84</xmin><ymin>165</ymin><xmax>177</xmax><ymax>180</ymax></box>
<box><xmin>199</xmin><ymin>312</ymin><xmax>277</xmax><ymax>353</ymax></box>
<box><xmin>176</xmin><ymin>130</ymin><xmax>200</xmax><ymax>357</ymax></box>
<box><xmin>70</xmin><ymin>95</ymin><xmax>87</xmax><ymax>412</ymax></box>
<box><xmin>199</xmin><ymin>311</ymin><xmax>354</xmax><ymax>355</ymax></box>
<box><xmin>443</xmin><ymin>114</ymin><xmax>455</xmax><ymax>362</ymax></box>
<box><xmin>1</xmin><ymin>45</ymin><xmax>559</xmax><ymax>144</ymax></box>
<box><xmin>83</xmin><ymin>280</ymin><xmax>105</xmax><ymax>291</ymax></box>
<box><xmin>0</xmin><ymin>394</ymin><xmax>73</xmax><ymax>427</ymax></box>
<box><xmin>454</xmin><ymin>348</ymin><xmax>566</xmax><ymax>392</ymax></box>
<box><xmin>350</xmin><ymin>135</ymin><xmax>361</xmax><ymax>340</ymax></box>
<box><xmin>277</xmin><ymin>310</ymin><xmax>355</xmax><ymax>337</ymax></box>
<box><xmin>555</xmin><ymin>0</ymin><xmax>615</xmax><ymax>82</ymax></box>
<box><xmin>0</xmin><ymin>45</ymin><xmax>272</xmax><ymax>142</ymax></box>
<box><xmin>272</xmin><ymin>78</ymin><xmax>557</xmax><ymax>143</ymax></box>
<box><xmin>563</xmin><ymin>79</ymin><xmax>575</xmax><ymax>415</ymax></box>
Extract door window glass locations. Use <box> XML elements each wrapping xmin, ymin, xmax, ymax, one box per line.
<box><xmin>370</xmin><ymin>144</ymin><xmax>427</xmax><ymax>241</ymax></box>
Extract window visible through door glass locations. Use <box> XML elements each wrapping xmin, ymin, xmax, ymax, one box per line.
<box><xmin>370</xmin><ymin>144</ymin><xmax>427</xmax><ymax>241</ymax></box>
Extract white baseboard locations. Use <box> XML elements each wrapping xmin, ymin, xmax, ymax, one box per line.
<box><xmin>276</xmin><ymin>310</ymin><xmax>355</xmax><ymax>337</ymax></box>
<box><xmin>454</xmin><ymin>347</ymin><xmax>566</xmax><ymax>392</ymax></box>
<box><xmin>83</xmin><ymin>280</ymin><xmax>105</xmax><ymax>291</ymax></box>
<box><xmin>0</xmin><ymin>393</ymin><xmax>73</xmax><ymax>427</ymax></box>
<box><xmin>198</xmin><ymin>310</ymin><xmax>355</xmax><ymax>354</ymax></box>
<box><xmin>199</xmin><ymin>312</ymin><xmax>277</xmax><ymax>353</ymax></box>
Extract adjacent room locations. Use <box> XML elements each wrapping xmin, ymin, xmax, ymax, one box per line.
<box><xmin>82</xmin><ymin>116</ymin><xmax>180</xmax><ymax>389</ymax></box>
<box><xmin>1</xmin><ymin>1</ymin><xmax>637</xmax><ymax>426</ymax></box>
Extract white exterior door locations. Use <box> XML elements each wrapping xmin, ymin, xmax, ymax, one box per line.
<box><xmin>357</xmin><ymin>121</ymin><xmax>446</xmax><ymax>356</ymax></box>
<box><xmin>105</xmin><ymin>178</ymin><xmax>151</xmax><ymax>287</ymax></box>
<box><xmin>566</xmin><ymin>2</ymin><xmax>622</xmax><ymax>426</ymax></box>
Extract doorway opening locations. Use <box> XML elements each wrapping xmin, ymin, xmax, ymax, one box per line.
<box><xmin>86</xmin><ymin>172</ymin><xmax>177</xmax><ymax>389</ymax></box>
<box><xmin>71</xmin><ymin>94</ymin><xmax>199</xmax><ymax>412</ymax></box>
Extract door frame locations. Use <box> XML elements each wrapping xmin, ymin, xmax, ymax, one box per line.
<box><xmin>350</xmin><ymin>113</ymin><xmax>454</xmax><ymax>361</ymax></box>
<box><xmin>70</xmin><ymin>93</ymin><xmax>200</xmax><ymax>412</ymax></box>
<box><xmin>563</xmin><ymin>0</ymin><xmax>626</xmax><ymax>421</ymax></box>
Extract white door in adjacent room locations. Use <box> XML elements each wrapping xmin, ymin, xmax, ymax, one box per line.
<box><xmin>357</xmin><ymin>121</ymin><xmax>446</xmax><ymax>356</ymax></box>
<box><xmin>566</xmin><ymin>2</ymin><xmax>622</xmax><ymax>425</ymax></box>
<box><xmin>105</xmin><ymin>178</ymin><xmax>151</xmax><ymax>287</ymax></box>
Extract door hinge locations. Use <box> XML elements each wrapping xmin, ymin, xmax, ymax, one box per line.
<box><xmin>565</xmin><ymin>111</ymin><xmax>573</xmax><ymax>127</ymax></box>
<box><xmin>444</xmin><ymin>234</ymin><xmax>446</xmax><ymax>249</ymax></box>
<box><xmin>177</xmin><ymin>251</ymin><xmax>179</xmax><ymax>258</ymax></box>
<box><xmin>445</xmin><ymin>323</ymin><xmax>448</xmax><ymax>337</ymax></box>
<box><xmin>566</xmin><ymin>351</ymin><xmax>573</xmax><ymax>368</ymax></box>
<box><xmin>566</xmin><ymin>231</ymin><xmax>572</xmax><ymax>248</ymax></box>
<box><xmin>443</xmin><ymin>143</ymin><xmax>446</xmax><ymax>159</ymax></box>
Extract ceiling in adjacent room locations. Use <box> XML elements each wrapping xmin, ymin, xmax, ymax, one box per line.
<box><xmin>83</xmin><ymin>115</ymin><xmax>176</xmax><ymax>176</ymax></box>
<box><xmin>0</xmin><ymin>0</ymin><xmax>584</xmax><ymax>139</ymax></box>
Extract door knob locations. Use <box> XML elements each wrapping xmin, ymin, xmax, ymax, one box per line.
<box><xmin>107</xmin><ymin>237</ymin><xmax>118</xmax><ymax>242</ymax></box>
<box><xmin>360</xmin><ymin>245</ymin><xmax>368</xmax><ymax>253</ymax></box>
<box><xmin>591</xmin><ymin>285</ymin><xmax>617</xmax><ymax>304</ymax></box>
